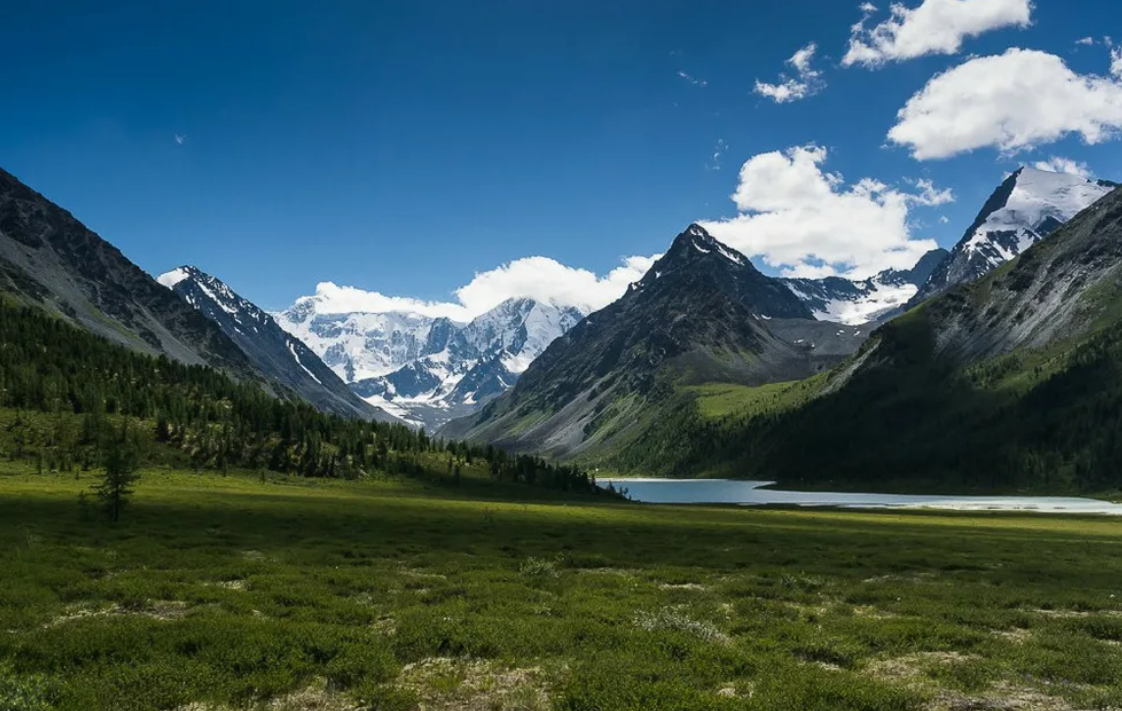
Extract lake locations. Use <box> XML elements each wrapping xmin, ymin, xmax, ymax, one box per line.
<box><xmin>596</xmin><ymin>478</ymin><xmax>1122</xmax><ymax>515</ymax></box>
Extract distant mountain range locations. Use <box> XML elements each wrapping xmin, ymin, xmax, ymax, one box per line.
<box><xmin>274</xmin><ymin>295</ymin><xmax>585</xmax><ymax>428</ymax></box>
<box><xmin>158</xmin><ymin>266</ymin><xmax>395</xmax><ymax>422</ymax></box>
<box><xmin>5</xmin><ymin>158</ymin><xmax>1114</xmax><ymax>459</ymax></box>
<box><xmin>782</xmin><ymin>248</ymin><xmax>948</xmax><ymax>325</ymax></box>
<box><xmin>446</xmin><ymin>166</ymin><xmax>1120</xmax><ymax>468</ymax></box>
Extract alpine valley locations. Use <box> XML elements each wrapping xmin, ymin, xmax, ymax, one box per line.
<box><xmin>448</xmin><ymin>167</ymin><xmax>1122</xmax><ymax>487</ymax></box>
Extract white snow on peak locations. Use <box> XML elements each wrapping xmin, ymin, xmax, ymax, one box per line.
<box><xmin>812</xmin><ymin>280</ymin><xmax>918</xmax><ymax>326</ymax></box>
<box><xmin>273</xmin><ymin>294</ymin><xmax>585</xmax><ymax>427</ymax></box>
<box><xmin>714</xmin><ymin>242</ymin><xmax>744</xmax><ymax>265</ymax></box>
<box><xmin>157</xmin><ymin>268</ymin><xmax>191</xmax><ymax>289</ymax></box>
<box><xmin>693</xmin><ymin>242</ymin><xmax>712</xmax><ymax>255</ymax></box>
<box><xmin>964</xmin><ymin>168</ymin><xmax>1111</xmax><ymax>263</ymax></box>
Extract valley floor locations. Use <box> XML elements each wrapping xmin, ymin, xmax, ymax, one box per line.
<box><xmin>2</xmin><ymin>466</ymin><xmax>1122</xmax><ymax>711</ymax></box>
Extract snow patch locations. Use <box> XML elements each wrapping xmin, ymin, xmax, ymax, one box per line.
<box><xmin>157</xmin><ymin>268</ymin><xmax>190</xmax><ymax>289</ymax></box>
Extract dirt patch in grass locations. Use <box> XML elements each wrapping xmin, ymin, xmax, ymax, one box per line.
<box><xmin>1032</xmin><ymin>608</ymin><xmax>1122</xmax><ymax>619</ymax></box>
<box><xmin>991</xmin><ymin>628</ymin><xmax>1032</xmax><ymax>644</ymax></box>
<box><xmin>867</xmin><ymin>652</ymin><xmax>977</xmax><ymax>684</ymax></box>
<box><xmin>658</xmin><ymin>582</ymin><xmax>707</xmax><ymax>591</ymax></box>
<box><xmin>927</xmin><ymin>683</ymin><xmax>1080</xmax><ymax>711</ymax></box>
<box><xmin>48</xmin><ymin>600</ymin><xmax>190</xmax><ymax>627</ymax></box>
<box><xmin>852</xmin><ymin>604</ymin><xmax>900</xmax><ymax>620</ymax></box>
<box><xmin>267</xmin><ymin>683</ymin><xmax>359</xmax><ymax>711</ymax></box>
<box><xmin>396</xmin><ymin>657</ymin><xmax>551</xmax><ymax>711</ymax></box>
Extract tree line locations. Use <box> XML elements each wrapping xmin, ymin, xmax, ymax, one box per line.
<box><xmin>0</xmin><ymin>299</ymin><xmax>598</xmax><ymax>494</ymax></box>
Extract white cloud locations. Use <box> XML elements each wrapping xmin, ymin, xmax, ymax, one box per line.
<box><xmin>454</xmin><ymin>255</ymin><xmax>659</xmax><ymax>316</ymax></box>
<box><xmin>698</xmin><ymin>145</ymin><xmax>944</xmax><ymax>279</ymax></box>
<box><xmin>174</xmin><ymin>134</ymin><xmax>186</xmax><ymax>145</ymax></box>
<box><xmin>1076</xmin><ymin>37</ymin><xmax>1096</xmax><ymax>46</ymax></box>
<box><xmin>939</xmin><ymin>216</ymin><xmax>951</xmax><ymax>224</ymax></box>
<box><xmin>755</xmin><ymin>42</ymin><xmax>826</xmax><ymax>104</ymax></box>
<box><xmin>889</xmin><ymin>49</ymin><xmax>1122</xmax><ymax>160</ymax></box>
<box><xmin>707</xmin><ymin>138</ymin><xmax>728</xmax><ymax>171</ymax></box>
<box><xmin>843</xmin><ymin>0</ymin><xmax>1032</xmax><ymax>68</ymax></box>
<box><xmin>913</xmin><ymin>178</ymin><xmax>956</xmax><ymax>205</ymax></box>
<box><xmin>1112</xmin><ymin>46</ymin><xmax>1122</xmax><ymax>78</ymax></box>
<box><xmin>1033</xmin><ymin>156</ymin><xmax>1094</xmax><ymax>179</ymax></box>
<box><xmin>298</xmin><ymin>254</ymin><xmax>659</xmax><ymax>321</ymax></box>
<box><xmin>677</xmin><ymin>71</ymin><xmax>708</xmax><ymax>87</ymax></box>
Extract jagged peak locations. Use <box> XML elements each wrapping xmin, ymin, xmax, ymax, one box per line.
<box><xmin>666</xmin><ymin>224</ymin><xmax>750</xmax><ymax>267</ymax></box>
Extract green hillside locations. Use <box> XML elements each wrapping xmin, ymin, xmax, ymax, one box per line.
<box><xmin>602</xmin><ymin>186</ymin><xmax>1122</xmax><ymax>494</ymax></box>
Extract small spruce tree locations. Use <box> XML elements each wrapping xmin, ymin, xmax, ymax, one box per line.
<box><xmin>95</xmin><ymin>425</ymin><xmax>142</xmax><ymax>523</ymax></box>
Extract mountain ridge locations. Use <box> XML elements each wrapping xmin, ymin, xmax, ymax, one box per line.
<box><xmin>275</xmin><ymin>294</ymin><xmax>585</xmax><ymax>428</ymax></box>
<box><xmin>444</xmin><ymin>224</ymin><xmax>862</xmax><ymax>458</ymax></box>
<box><xmin>0</xmin><ymin>167</ymin><xmax>260</xmax><ymax>381</ymax></box>
<box><xmin>159</xmin><ymin>266</ymin><xmax>399</xmax><ymax>422</ymax></box>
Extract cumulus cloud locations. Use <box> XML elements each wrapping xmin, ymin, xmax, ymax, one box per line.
<box><xmin>698</xmin><ymin>145</ymin><xmax>944</xmax><ymax>279</ymax></box>
<box><xmin>1113</xmin><ymin>46</ymin><xmax>1122</xmax><ymax>78</ymax></box>
<box><xmin>843</xmin><ymin>0</ymin><xmax>1032</xmax><ymax>68</ymax></box>
<box><xmin>755</xmin><ymin>43</ymin><xmax>826</xmax><ymax>104</ymax></box>
<box><xmin>1033</xmin><ymin>156</ymin><xmax>1094</xmax><ymax>179</ymax></box>
<box><xmin>297</xmin><ymin>254</ymin><xmax>659</xmax><ymax>321</ymax></box>
<box><xmin>913</xmin><ymin>178</ymin><xmax>956</xmax><ymax>205</ymax></box>
<box><xmin>888</xmin><ymin>49</ymin><xmax>1122</xmax><ymax>160</ymax></box>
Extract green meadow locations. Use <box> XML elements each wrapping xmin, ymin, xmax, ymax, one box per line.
<box><xmin>2</xmin><ymin>465</ymin><xmax>1122</xmax><ymax>711</ymax></box>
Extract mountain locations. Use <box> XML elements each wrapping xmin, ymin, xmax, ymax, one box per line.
<box><xmin>782</xmin><ymin>248</ymin><xmax>949</xmax><ymax>325</ymax></box>
<box><xmin>0</xmin><ymin>167</ymin><xmax>256</xmax><ymax>378</ymax></box>
<box><xmin>445</xmin><ymin>224</ymin><xmax>867</xmax><ymax>459</ymax></box>
<box><xmin>629</xmin><ymin>182</ymin><xmax>1122</xmax><ymax>491</ymax></box>
<box><xmin>275</xmin><ymin>295</ymin><xmax>585</xmax><ymax>428</ymax></box>
<box><xmin>910</xmin><ymin>167</ymin><xmax>1116</xmax><ymax>306</ymax></box>
<box><xmin>158</xmin><ymin>266</ymin><xmax>397</xmax><ymax>422</ymax></box>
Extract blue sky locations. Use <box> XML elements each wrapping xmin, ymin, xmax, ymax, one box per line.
<box><xmin>2</xmin><ymin>0</ymin><xmax>1120</xmax><ymax>315</ymax></box>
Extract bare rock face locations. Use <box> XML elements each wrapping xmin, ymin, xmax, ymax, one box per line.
<box><xmin>0</xmin><ymin>167</ymin><xmax>256</xmax><ymax>379</ymax></box>
<box><xmin>159</xmin><ymin>266</ymin><xmax>398</xmax><ymax>422</ymax></box>
<box><xmin>445</xmin><ymin>224</ymin><xmax>861</xmax><ymax>458</ymax></box>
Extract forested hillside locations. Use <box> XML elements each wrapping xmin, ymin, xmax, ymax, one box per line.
<box><xmin>0</xmin><ymin>298</ymin><xmax>597</xmax><ymax>493</ymax></box>
<box><xmin>603</xmin><ymin>185</ymin><xmax>1122</xmax><ymax>494</ymax></box>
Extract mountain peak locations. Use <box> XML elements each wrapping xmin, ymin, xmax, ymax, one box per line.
<box><xmin>663</xmin><ymin>224</ymin><xmax>750</xmax><ymax>269</ymax></box>
<box><xmin>910</xmin><ymin>167</ymin><xmax>1114</xmax><ymax>306</ymax></box>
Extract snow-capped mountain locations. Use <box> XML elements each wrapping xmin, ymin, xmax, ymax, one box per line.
<box><xmin>274</xmin><ymin>295</ymin><xmax>585</xmax><ymax>428</ymax></box>
<box><xmin>782</xmin><ymin>249</ymin><xmax>949</xmax><ymax>325</ymax></box>
<box><xmin>912</xmin><ymin>167</ymin><xmax>1117</xmax><ymax>304</ymax></box>
<box><xmin>158</xmin><ymin>266</ymin><xmax>398</xmax><ymax>422</ymax></box>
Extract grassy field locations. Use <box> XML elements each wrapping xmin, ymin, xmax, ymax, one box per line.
<box><xmin>2</xmin><ymin>465</ymin><xmax>1122</xmax><ymax>711</ymax></box>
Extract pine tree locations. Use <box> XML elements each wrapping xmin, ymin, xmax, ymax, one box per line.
<box><xmin>94</xmin><ymin>425</ymin><xmax>142</xmax><ymax>523</ymax></box>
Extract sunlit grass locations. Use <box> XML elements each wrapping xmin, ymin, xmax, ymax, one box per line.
<box><xmin>2</xmin><ymin>465</ymin><xmax>1121</xmax><ymax>710</ymax></box>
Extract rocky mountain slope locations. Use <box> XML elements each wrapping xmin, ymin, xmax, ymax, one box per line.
<box><xmin>910</xmin><ymin>167</ymin><xmax>1116</xmax><ymax>306</ymax></box>
<box><xmin>159</xmin><ymin>267</ymin><xmax>397</xmax><ymax>422</ymax></box>
<box><xmin>638</xmin><ymin>183</ymin><xmax>1122</xmax><ymax>491</ymax></box>
<box><xmin>782</xmin><ymin>249</ymin><xmax>948</xmax><ymax>325</ymax></box>
<box><xmin>445</xmin><ymin>225</ymin><xmax>866</xmax><ymax>459</ymax></box>
<box><xmin>0</xmin><ymin>167</ymin><xmax>257</xmax><ymax>379</ymax></box>
<box><xmin>275</xmin><ymin>295</ymin><xmax>585</xmax><ymax>428</ymax></box>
